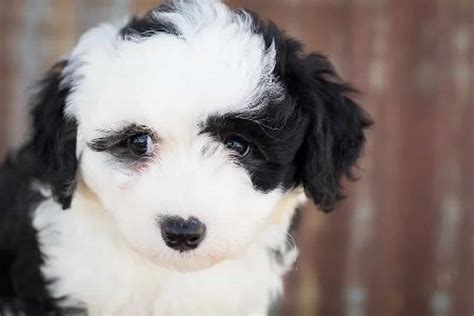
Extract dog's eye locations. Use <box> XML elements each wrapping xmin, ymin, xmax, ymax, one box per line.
<box><xmin>128</xmin><ymin>133</ymin><xmax>153</xmax><ymax>156</ymax></box>
<box><xmin>224</xmin><ymin>135</ymin><xmax>250</xmax><ymax>158</ymax></box>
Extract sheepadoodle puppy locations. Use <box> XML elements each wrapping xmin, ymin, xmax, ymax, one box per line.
<box><xmin>0</xmin><ymin>0</ymin><xmax>371</xmax><ymax>314</ymax></box>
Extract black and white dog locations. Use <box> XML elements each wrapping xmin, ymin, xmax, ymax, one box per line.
<box><xmin>0</xmin><ymin>0</ymin><xmax>371</xmax><ymax>314</ymax></box>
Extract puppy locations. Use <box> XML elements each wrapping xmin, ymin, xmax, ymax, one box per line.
<box><xmin>0</xmin><ymin>0</ymin><xmax>371</xmax><ymax>315</ymax></box>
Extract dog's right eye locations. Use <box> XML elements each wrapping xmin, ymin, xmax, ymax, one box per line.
<box><xmin>224</xmin><ymin>135</ymin><xmax>250</xmax><ymax>158</ymax></box>
<box><xmin>128</xmin><ymin>133</ymin><xmax>153</xmax><ymax>156</ymax></box>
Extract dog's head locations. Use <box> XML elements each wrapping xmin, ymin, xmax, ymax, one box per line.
<box><xmin>23</xmin><ymin>0</ymin><xmax>371</xmax><ymax>271</ymax></box>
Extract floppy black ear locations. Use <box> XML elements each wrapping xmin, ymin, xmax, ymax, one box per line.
<box><xmin>295</xmin><ymin>54</ymin><xmax>372</xmax><ymax>212</ymax></box>
<box><xmin>20</xmin><ymin>61</ymin><xmax>78</xmax><ymax>209</ymax></box>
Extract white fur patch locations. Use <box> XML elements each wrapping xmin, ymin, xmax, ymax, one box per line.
<box><xmin>33</xmin><ymin>1</ymin><xmax>302</xmax><ymax>313</ymax></box>
<box><xmin>64</xmin><ymin>0</ymin><xmax>283</xmax><ymax>129</ymax></box>
<box><xmin>34</xmin><ymin>192</ymin><xmax>298</xmax><ymax>314</ymax></box>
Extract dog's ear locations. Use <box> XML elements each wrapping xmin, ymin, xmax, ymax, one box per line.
<box><xmin>21</xmin><ymin>61</ymin><xmax>78</xmax><ymax>209</ymax></box>
<box><xmin>294</xmin><ymin>53</ymin><xmax>372</xmax><ymax>212</ymax></box>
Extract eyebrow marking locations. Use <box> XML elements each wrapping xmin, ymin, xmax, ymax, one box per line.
<box><xmin>87</xmin><ymin>123</ymin><xmax>158</xmax><ymax>165</ymax></box>
<box><xmin>88</xmin><ymin>124</ymin><xmax>155</xmax><ymax>152</ymax></box>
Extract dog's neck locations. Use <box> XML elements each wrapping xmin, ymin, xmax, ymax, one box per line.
<box><xmin>33</xmin><ymin>180</ymin><xmax>302</xmax><ymax>315</ymax></box>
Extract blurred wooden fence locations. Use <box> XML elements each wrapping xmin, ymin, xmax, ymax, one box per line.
<box><xmin>0</xmin><ymin>1</ymin><xmax>473</xmax><ymax>315</ymax></box>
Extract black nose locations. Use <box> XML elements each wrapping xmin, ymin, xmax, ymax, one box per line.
<box><xmin>159</xmin><ymin>216</ymin><xmax>206</xmax><ymax>252</ymax></box>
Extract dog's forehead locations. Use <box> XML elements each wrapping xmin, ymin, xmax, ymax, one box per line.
<box><xmin>64</xmin><ymin>3</ymin><xmax>281</xmax><ymax>136</ymax></box>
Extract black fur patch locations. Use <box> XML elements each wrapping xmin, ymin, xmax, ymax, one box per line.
<box><xmin>245</xmin><ymin>11</ymin><xmax>372</xmax><ymax>212</ymax></box>
<box><xmin>202</xmin><ymin>24</ymin><xmax>371</xmax><ymax>211</ymax></box>
<box><xmin>19</xmin><ymin>61</ymin><xmax>78</xmax><ymax>210</ymax></box>
<box><xmin>88</xmin><ymin>124</ymin><xmax>157</xmax><ymax>164</ymax></box>
<box><xmin>0</xmin><ymin>61</ymin><xmax>78</xmax><ymax>314</ymax></box>
<box><xmin>0</xmin><ymin>159</ymin><xmax>56</xmax><ymax>315</ymax></box>
<box><xmin>203</xmin><ymin>99</ymin><xmax>309</xmax><ymax>193</ymax></box>
<box><xmin>120</xmin><ymin>1</ymin><xmax>181</xmax><ymax>40</ymax></box>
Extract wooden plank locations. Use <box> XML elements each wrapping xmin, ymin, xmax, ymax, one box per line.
<box><xmin>290</xmin><ymin>2</ymin><xmax>356</xmax><ymax>315</ymax></box>
<box><xmin>394</xmin><ymin>1</ymin><xmax>439</xmax><ymax>314</ymax></box>
<box><xmin>430</xmin><ymin>1</ymin><xmax>469</xmax><ymax>315</ymax></box>
<box><xmin>0</xmin><ymin>0</ymin><xmax>19</xmax><ymax>160</ymax></box>
<box><xmin>451</xmin><ymin>0</ymin><xmax>474</xmax><ymax>314</ymax></box>
<box><xmin>343</xmin><ymin>1</ymin><xmax>381</xmax><ymax>315</ymax></box>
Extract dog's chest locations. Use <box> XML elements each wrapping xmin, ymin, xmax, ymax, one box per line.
<box><xmin>34</xmin><ymin>199</ymin><xmax>292</xmax><ymax>315</ymax></box>
<box><xmin>79</xmin><ymin>251</ymin><xmax>281</xmax><ymax>315</ymax></box>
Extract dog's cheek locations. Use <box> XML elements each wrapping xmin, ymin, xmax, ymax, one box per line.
<box><xmin>79</xmin><ymin>150</ymin><xmax>134</xmax><ymax>210</ymax></box>
<box><xmin>79</xmin><ymin>147</ymin><xmax>285</xmax><ymax>268</ymax></box>
<box><xmin>115</xmin><ymin>204</ymin><xmax>165</xmax><ymax>253</ymax></box>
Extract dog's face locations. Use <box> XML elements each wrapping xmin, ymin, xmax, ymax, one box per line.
<box><xmin>26</xmin><ymin>1</ymin><xmax>370</xmax><ymax>271</ymax></box>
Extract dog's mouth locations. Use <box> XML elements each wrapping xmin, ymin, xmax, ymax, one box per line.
<box><xmin>124</xmin><ymin>239</ymin><xmax>230</xmax><ymax>272</ymax></box>
<box><xmin>151</xmin><ymin>242</ymin><xmax>250</xmax><ymax>272</ymax></box>
<box><xmin>151</xmin><ymin>252</ymin><xmax>228</xmax><ymax>272</ymax></box>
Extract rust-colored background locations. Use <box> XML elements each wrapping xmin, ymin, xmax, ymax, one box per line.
<box><xmin>1</xmin><ymin>1</ymin><xmax>473</xmax><ymax>315</ymax></box>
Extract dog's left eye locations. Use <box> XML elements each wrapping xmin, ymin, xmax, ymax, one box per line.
<box><xmin>128</xmin><ymin>133</ymin><xmax>153</xmax><ymax>156</ymax></box>
<box><xmin>224</xmin><ymin>135</ymin><xmax>250</xmax><ymax>158</ymax></box>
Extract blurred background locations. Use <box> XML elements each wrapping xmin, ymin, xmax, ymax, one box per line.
<box><xmin>0</xmin><ymin>0</ymin><xmax>473</xmax><ymax>315</ymax></box>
